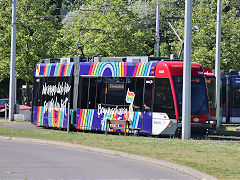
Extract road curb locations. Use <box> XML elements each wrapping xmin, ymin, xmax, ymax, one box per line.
<box><xmin>0</xmin><ymin>136</ymin><xmax>217</xmax><ymax>180</ymax></box>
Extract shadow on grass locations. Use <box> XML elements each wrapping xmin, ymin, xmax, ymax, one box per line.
<box><xmin>215</xmin><ymin>126</ymin><xmax>240</xmax><ymax>137</ymax></box>
<box><xmin>203</xmin><ymin>126</ymin><xmax>240</xmax><ymax>142</ymax></box>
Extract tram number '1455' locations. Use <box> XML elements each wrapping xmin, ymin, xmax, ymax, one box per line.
<box><xmin>152</xmin><ymin>113</ymin><xmax>170</xmax><ymax>135</ymax></box>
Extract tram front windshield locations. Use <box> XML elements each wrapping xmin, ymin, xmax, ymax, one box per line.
<box><xmin>173</xmin><ymin>76</ymin><xmax>209</xmax><ymax>116</ymax></box>
<box><xmin>206</xmin><ymin>77</ymin><xmax>216</xmax><ymax>110</ymax></box>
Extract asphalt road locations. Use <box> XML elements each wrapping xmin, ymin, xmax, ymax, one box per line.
<box><xmin>0</xmin><ymin>138</ymin><xmax>196</xmax><ymax>180</ymax></box>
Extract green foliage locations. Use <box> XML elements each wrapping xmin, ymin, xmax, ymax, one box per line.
<box><xmin>53</xmin><ymin>0</ymin><xmax>188</xmax><ymax>58</ymax></box>
<box><xmin>0</xmin><ymin>0</ymin><xmax>12</xmax><ymax>81</ymax></box>
<box><xmin>0</xmin><ymin>0</ymin><xmax>239</xmax><ymax>83</ymax></box>
<box><xmin>143</xmin><ymin>0</ymin><xmax>186</xmax><ymax>56</ymax></box>
<box><xmin>0</xmin><ymin>0</ymin><xmax>62</xmax><ymax>82</ymax></box>
<box><xmin>16</xmin><ymin>0</ymin><xmax>63</xmax><ymax>81</ymax></box>
<box><xmin>62</xmin><ymin>0</ymin><xmax>88</xmax><ymax>10</ymax></box>
<box><xmin>0</xmin><ymin>79</ymin><xmax>9</xmax><ymax>98</ymax></box>
<box><xmin>52</xmin><ymin>0</ymin><xmax>153</xmax><ymax>57</ymax></box>
<box><xmin>171</xmin><ymin>0</ymin><xmax>240</xmax><ymax>70</ymax></box>
<box><xmin>159</xmin><ymin>42</ymin><xmax>170</xmax><ymax>57</ymax></box>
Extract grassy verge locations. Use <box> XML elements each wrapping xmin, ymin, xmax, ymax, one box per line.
<box><xmin>215</xmin><ymin>126</ymin><xmax>240</xmax><ymax>137</ymax></box>
<box><xmin>0</xmin><ymin>124</ymin><xmax>239</xmax><ymax>180</ymax></box>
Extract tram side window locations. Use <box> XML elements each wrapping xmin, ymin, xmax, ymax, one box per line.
<box><xmin>89</xmin><ymin>78</ymin><xmax>97</xmax><ymax>109</ymax></box>
<box><xmin>206</xmin><ymin>77</ymin><xmax>216</xmax><ymax>109</ymax></box>
<box><xmin>133</xmin><ymin>78</ymin><xmax>144</xmax><ymax>111</ymax></box>
<box><xmin>106</xmin><ymin>78</ymin><xmax>126</xmax><ymax>106</ymax></box>
<box><xmin>126</xmin><ymin>78</ymin><xmax>144</xmax><ymax>111</ymax></box>
<box><xmin>77</xmin><ymin>77</ymin><xmax>102</xmax><ymax>109</ymax></box>
<box><xmin>154</xmin><ymin>78</ymin><xmax>175</xmax><ymax>119</ymax></box>
<box><xmin>144</xmin><ymin>79</ymin><xmax>154</xmax><ymax>112</ymax></box>
<box><xmin>41</xmin><ymin>77</ymin><xmax>58</xmax><ymax>106</ymax></box>
<box><xmin>126</xmin><ymin>78</ymin><xmax>135</xmax><ymax>93</ymax></box>
<box><xmin>33</xmin><ymin>76</ymin><xmax>73</xmax><ymax>108</ymax></box>
<box><xmin>126</xmin><ymin>78</ymin><xmax>135</xmax><ymax>109</ymax></box>
<box><xmin>221</xmin><ymin>85</ymin><xmax>226</xmax><ymax>108</ymax></box>
<box><xmin>40</xmin><ymin>77</ymin><xmax>54</xmax><ymax>106</ymax></box>
<box><xmin>78</xmin><ymin>78</ymin><xmax>89</xmax><ymax>109</ymax></box>
<box><xmin>40</xmin><ymin>77</ymin><xmax>73</xmax><ymax>108</ymax></box>
<box><xmin>96</xmin><ymin>78</ymin><xmax>107</xmax><ymax>106</ymax></box>
<box><xmin>52</xmin><ymin>77</ymin><xmax>69</xmax><ymax>108</ymax></box>
<box><xmin>33</xmin><ymin>77</ymin><xmax>43</xmax><ymax>106</ymax></box>
<box><xmin>68</xmin><ymin>77</ymin><xmax>73</xmax><ymax>109</ymax></box>
<box><xmin>232</xmin><ymin>87</ymin><xmax>240</xmax><ymax>108</ymax></box>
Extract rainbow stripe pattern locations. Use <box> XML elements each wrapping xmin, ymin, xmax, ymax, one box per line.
<box><xmin>32</xmin><ymin>107</ymin><xmax>151</xmax><ymax>134</ymax></box>
<box><xmin>76</xmin><ymin>109</ymin><xmax>95</xmax><ymax>130</ymax></box>
<box><xmin>35</xmin><ymin>106</ymin><xmax>44</xmax><ymax>126</ymax></box>
<box><xmin>79</xmin><ymin>62</ymin><xmax>156</xmax><ymax>77</ymax></box>
<box><xmin>133</xmin><ymin>62</ymin><xmax>154</xmax><ymax>76</ymax></box>
<box><xmin>35</xmin><ymin>63</ymin><xmax>74</xmax><ymax>77</ymax></box>
<box><xmin>126</xmin><ymin>89</ymin><xmax>135</xmax><ymax>104</ymax></box>
<box><xmin>47</xmin><ymin>108</ymin><xmax>66</xmax><ymax>128</ymax></box>
<box><xmin>32</xmin><ymin>106</ymin><xmax>68</xmax><ymax>128</ymax></box>
<box><xmin>75</xmin><ymin>109</ymin><xmax>142</xmax><ymax>134</ymax></box>
<box><xmin>89</xmin><ymin>62</ymin><xmax>127</xmax><ymax>77</ymax></box>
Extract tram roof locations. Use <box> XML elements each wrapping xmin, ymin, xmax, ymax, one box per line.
<box><xmin>34</xmin><ymin>58</ymin><xmax>204</xmax><ymax>78</ymax></box>
<box><xmin>34</xmin><ymin>62</ymin><xmax>74</xmax><ymax>77</ymax></box>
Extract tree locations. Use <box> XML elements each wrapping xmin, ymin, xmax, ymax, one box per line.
<box><xmin>170</xmin><ymin>0</ymin><xmax>240</xmax><ymax>70</ymax></box>
<box><xmin>0</xmin><ymin>0</ymin><xmax>12</xmax><ymax>81</ymax></box>
<box><xmin>62</xmin><ymin>0</ymin><xmax>88</xmax><ymax>10</ymax></box>
<box><xmin>52</xmin><ymin>0</ymin><xmax>153</xmax><ymax>57</ymax></box>
<box><xmin>129</xmin><ymin>0</ymin><xmax>186</xmax><ymax>57</ymax></box>
<box><xmin>0</xmin><ymin>0</ymin><xmax>63</xmax><ymax>103</ymax></box>
<box><xmin>0</xmin><ymin>0</ymin><xmax>62</xmax><ymax>81</ymax></box>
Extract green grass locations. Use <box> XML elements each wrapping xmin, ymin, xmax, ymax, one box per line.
<box><xmin>0</xmin><ymin>124</ymin><xmax>240</xmax><ymax>180</ymax></box>
<box><xmin>215</xmin><ymin>126</ymin><xmax>240</xmax><ymax>137</ymax></box>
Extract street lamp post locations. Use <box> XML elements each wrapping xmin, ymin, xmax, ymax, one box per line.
<box><xmin>9</xmin><ymin>0</ymin><xmax>17</xmax><ymax>121</ymax></box>
<box><xmin>182</xmin><ymin>0</ymin><xmax>193</xmax><ymax>140</ymax></box>
<box><xmin>155</xmin><ymin>4</ymin><xmax>160</xmax><ymax>57</ymax></box>
<box><xmin>215</xmin><ymin>0</ymin><xmax>222</xmax><ymax>128</ymax></box>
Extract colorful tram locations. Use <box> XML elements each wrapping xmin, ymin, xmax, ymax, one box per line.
<box><xmin>31</xmin><ymin>57</ymin><xmax>211</xmax><ymax>135</ymax></box>
<box><xmin>221</xmin><ymin>71</ymin><xmax>240</xmax><ymax>124</ymax></box>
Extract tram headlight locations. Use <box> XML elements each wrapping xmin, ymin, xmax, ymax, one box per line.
<box><xmin>193</xmin><ymin>118</ymin><xmax>199</xmax><ymax>122</ymax></box>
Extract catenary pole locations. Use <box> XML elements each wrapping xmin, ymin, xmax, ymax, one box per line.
<box><xmin>155</xmin><ymin>4</ymin><xmax>160</xmax><ymax>57</ymax></box>
<box><xmin>9</xmin><ymin>0</ymin><xmax>17</xmax><ymax>121</ymax></box>
<box><xmin>215</xmin><ymin>0</ymin><xmax>222</xmax><ymax>128</ymax></box>
<box><xmin>182</xmin><ymin>0</ymin><xmax>193</xmax><ymax>140</ymax></box>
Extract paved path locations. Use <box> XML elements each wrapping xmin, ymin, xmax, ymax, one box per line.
<box><xmin>0</xmin><ymin>122</ymin><xmax>216</xmax><ymax>180</ymax></box>
<box><xmin>0</xmin><ymin>120</ymin><xmax>43</xmax><ymax>130</ymax></box>
<box><xmin>0</xmin><ymin>138</ymin><xmax>196</xmax><ymax>180</ymax></box>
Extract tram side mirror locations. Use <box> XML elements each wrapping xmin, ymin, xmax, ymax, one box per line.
<box><xmin>133</xmin><ymin>105</ymin><xmax>141</xmax><ymax>112</ymax></box>
<box><xmin>144</xmin><ymin>104</ymin><xmax>151</xmax><ymax>112</ymax></box>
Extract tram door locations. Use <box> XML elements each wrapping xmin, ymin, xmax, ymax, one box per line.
<box><xmin>142</xmin><ymin>78</ymin><xmax>154</xmax><ymax>133</ymax></box>
<box><xmin>126</xmin><ymin>78</ymin><xmax>154</xmax><ymax>133</ymax></box>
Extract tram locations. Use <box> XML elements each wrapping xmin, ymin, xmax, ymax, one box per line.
<box><xmin>221</xmin><ymin>70</ymin><xmax>240</xmax><ymax>123</ymax></box>
<box><xmin>31</xmin><ymin>56</ymin><xmax>211</xmax><ymax>135</ymax></box>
